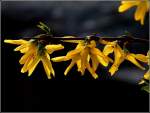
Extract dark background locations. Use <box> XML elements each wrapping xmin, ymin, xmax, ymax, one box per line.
<box><xmin>1</xmin><ymin>1</ymin><xmax>149</xmax><ymax>112</ymax></box>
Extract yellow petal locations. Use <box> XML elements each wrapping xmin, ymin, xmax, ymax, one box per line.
<box><xmin>4</xmin><ymin>39</ymin><xmax>28</xmax><ymax>45</ymax></box>
<box><xmin>115</xmin><ymin>44</ymin><xmax>123</xmax><ymax>57</ymax></box>
<box><xmin>64</xmin><ymin>61</ymin><xmax>75</xmax><ymax>76</ymax></box>
<box><xmin>140</xmin><ymin>6</ymin><xmax>147</xmax><ymax>25</ymax></box>
<box><xmin>103</xmin><ymin>45</ymin><xmax>114</xmax><ymax>56</ymax></box>
<box><xmin>75</xmin><ymin>42</ymin><xmax>84</xmax><ymax>49</ymax></box>
<box><xmin>66</xmin><ymin>46</ymin><xmax>84</xmax><ymax>59</ymax></box>
<box><xmin>109</xmin><ymin>45</ymin><xmax>125</xmax><ymax>75</ymax></box>
<box><xmin>87</xmin><ymin>40</ymin><xmax>96</xmax><ymax>48</ymax></box>
<box><xmin>144</xmin><ymin>69</ymin><xmax>150</xmax><ymax>80</ymax></box>
<box><xmin>147</xmin><ymin>51</ymin><xmax>150</xmax><ymax>65</ymax></box>
<box><xmin>126</xmin><ymin>54</ymin><xmax>145</xmax><ymax>70</ymax></box>
<box><xmin>42</xmin><ymin>53</ymin><xmax>54</xmax><ymax>76</ymax></box>
<box><xmin>119</xmin><ymin>2</ymin><xmax>137</xmax><ymax>12</ymax></box>
<box><xmin>91</xmin><ymin>54</ymin><xmax>99</xmax><ymax>71</ymax></box>
<box><xmin>80</xmin><ymin>47</ymin><xmax>89</xmax><ymax>75</ymax></box>
<box><xmin>41</xmin><ymin>56</ymin><xmax>54</xmax><ymax>79</ymax></box>
<box><xmin>20</xmin><ymin>47</ymin><xmax>29</xmax><ymax>53</ymax></box>
<box><xmin>91</xmin><ymin>47</ymin><xmax>103</xmax><ymax>56</ymax></box>
<box><xmin>138</xmin><ymin>1</ymin><xmax>147</xmax><ymax>25</ymax></box>
<box><xmin>28</xmin><ymin>56</ymin><xmax>41</xmax><ymax>76</ymax></box>
<box><xmin>109</xmin><ymin>64</ymin><xmax>119</xmax><ymax>76</ymax></box>
<box><xmin>137</xmin><ymin>0</ymin><xmax>149</xmax><ymax>25</ymax></box>
<box><xmin>96</xmin><ymin>55</ymin><xmax>108</xmax><ymax>67</ymax></box>
<box><xmin>109</xmin><ymin>54</ymin><xmax>124</xmax><ymax>76</ymax></box>
<box><xmin>45</xmin><ymin>44</ymin><xmax>64</xmax><ymax>54</ymax></box>
<box><xmin>19</xmin><ymin>44</ymin><xmax>37</xmax><ymax>64</ymax></box>
<box><xmin>76</xmin><ymin>60</ymin><xmax>81</xmax><ymax>72</ymax></box>
<box><xmin>64</xmin><ymin>55</ymin><xmax>80</xmax><ymax>75</ymax></box>
<box><xmin>45</xmin><ymin>51</ymin><xmax>50</xmax><ymax>60</ymax></box>
<box><xmin>86</xmin><ymin>63</ymin><xmax>98</xmax><ymax>79</ymax></box>
<box><xmin>51</xmin><ymin>56</ymin><xmax>66</xmax><ymax>62</ymax></box>
<box><xmin>48</xmin><ymin>60</ymin><xmax>55</xmax><ymax>77</ymax></box>
<box><xmin>21</xmin><ymin>55</ymin><xmax>33</xmax><ymax>73</ymax></box>
<box><xmin>114</xmin><ymin>45</ymin><xmax>124</xmax><ymax>64</ymax></box>
<box><xmin>42</xmin><ymin>59</ymin><xmax>51</xmax><ymax>79</ymax></box>
<box><xmin>135</xmin><ymin>3</ymin><xmax>144</xmax><ymax>21</ymax></box>
<box><xmin>87</xmin><ymin>55</ymin><xmax>90</xmax><ymax>62</ymax></box>
<box><xmin>135</xmin><ymin>54</ymin><xmax>148</xmax><ymax>63</ymax></box>
<box><xmin>140</xmin><ymin>12</ymin><xmax>145</xmax><ymax>25</ymax></box>
<box><xmin>91</xmin><ymin>47</ymin><xmax>109</xmax><ymax>67</ymax></box>
<box><xmin>19</xmin><ymin>51</ymin><xmax>33</xmax><ymax>64</ymax></box>
<box><xmin>26</xmin><ymin>57</ymin><xmax>34</xmax><ymax>69</ymax></box>
<box><xmin>14</xmin><ymin>44</ymin><xmax>28</xmax><ymax>52</ymax></box>
<box><xmin>91</xmin><ymin>47</ymin><xmax>110</xmax><ymax>62</ymax></box>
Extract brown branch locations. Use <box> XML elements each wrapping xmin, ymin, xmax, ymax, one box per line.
<box><xmin>23</xmin><ymin>34</ymin><xmax>149</xmax><ymax>43</ymax></box>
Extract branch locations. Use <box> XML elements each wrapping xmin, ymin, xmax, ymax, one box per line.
<box><xmin>23</xmin><ymin>34</ymin><xmax>149</xmax><ymax>43</ymax></box>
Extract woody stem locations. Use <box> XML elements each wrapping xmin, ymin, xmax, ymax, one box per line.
<box><xmin>24</xmin><ymin>34</ymin><xmax>149</xmax><ymax>43</ymax></box>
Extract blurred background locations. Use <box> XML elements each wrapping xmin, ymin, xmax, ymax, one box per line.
<box><xmin>1</xmin><ymin>1</ymin><xmax>149</xmax><ymax>112</ymax></box>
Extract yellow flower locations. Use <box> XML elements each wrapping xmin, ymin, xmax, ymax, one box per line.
<box><xmin>137</xmin><ymin>54</ymin><xmax>149</xmax><ymax>93</ymax></box>
<box><xmin>136</xmin><ymin>51</ymin><xmax>150</xmax><ymax>85</ymax></box>
<box><xmin>118</xmin><ymin>0</ymin><xmax>149</xmax><ymax>25</ymax></box>
<box><xmin>4</xmin><ymin>39</ymin><xmax>64</xmax><ymax>79</ymax></box>
<box><xmin>102</xmin><ymin>40</ymin><xmax>146</xmax><ymax>76</ymax></box>
<box><xmin>143</xmin><ymin>51</ymin><xmax>150</xmax><ymax>80</ymax></box>
<box><xmin>138</xmin><ymin>69</ymin><xmax>149</xmax><ymax>85</ymax></box>
<box><xmin>143</xmin><ymin>69</ymin><xmax>150</xmax><ymax>80</ymax></box>
<box><xmin>52</xmin><ymin>39</ymin><xmax>112</xmax><ymax>79</ymax></box>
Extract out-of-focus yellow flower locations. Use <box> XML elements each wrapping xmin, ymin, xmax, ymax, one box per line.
<box><xmin>144</xmin><ymin>51</ymin><xmax>150</xmax><ymax>80</ymax></box>
<box><xmin>138</xmin><ymin>51</ymin><xmax>149</xmax><ymax>93</ymax></box>
<box><xmin>143</xmin><ymin>51</ymin><xmax>150</xmax><ymax>80</ymax></box>
<box><xmin>118</xmin><ymin>0</ymin><xmax>149</xmax><ymax>25</ymax></box>
<box><xmin>52</xmin><ymin>39</ymin><xmax>112</xmax><ymax>79</ymax></box>
<box><xmin>142</xmin><ymin>51</ymin><xmax>150</xmax><ymax>81</ymax></box>
<box><xmin>4</xmin><ymin>39</ymin><xmax>64</xmax><ymax>79</ymax></box>
<box><xmin>143</xmin><ymin>69</ymin><xmax>150</xmax><ymax>80</ymax></box>
<box><xmin>101</xmin><ymin>40</ymin><xmax>147</xmax><ymax>76</ymax></box>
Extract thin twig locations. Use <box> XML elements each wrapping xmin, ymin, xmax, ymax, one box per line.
<box><xmin>23</xmin><ymin>34</ymin><xmax>149</xmax><ymax>43</ymax></box>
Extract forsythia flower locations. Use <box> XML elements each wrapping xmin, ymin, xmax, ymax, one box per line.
<box><xmin>4</xmin><ymin>39</ymin><xmax>64</xmax><ymax>79</ymax></box>
<box><xmin>52</xmin><ymin>39</ymin><xmax>112</xmax><ymax>79</ymax></box>
<box><xmin>144</xmin><ymin>51</ymin><xmax>150</xmax><ymax>80</ymax></box>
<box><xmin>118</xmin><ymin>0</ymin><xmax>150</xmax><ymax>25</ymax></box>
<box><xmin>138</xmin><ymin>51</ymin><xmax>149</xmax><ymax>93</ymax></box>
<box><xmin>141</xmin><ymin>51</ymin><xmax>150</xmax><ymax>82</ymax></box>
<box><xmin>102</xmin><ymin>40</ymin><xmax>147</xmax><ymax>76</ymax></box>
<box><xmin>143</xmin><ymin>70</ymin><xmax>150</xmax><ymax>80</ymax></box>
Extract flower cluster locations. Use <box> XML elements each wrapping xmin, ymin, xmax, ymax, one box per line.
<box><xmin>52</xmin><ymin>37</ymin><xmax>112</xmax><ymax>79</ymax></box>
<box><xmin>139</xmin><ymin>51</ymin><xmax>150</xmax><ymax>84</ymax></box>
<box><xmin>118</xmin><ymin>0</ymin><xmax>149</xmax><ymax>25</ymax></box>
<box><xmin>101</xmin><ymin>40</ymin><xmax>147</xmax><ymax>75</ymax></box>
<box><xmin>4</xmin><ymin>35</ymin><xmax>148</xmax><ymax>80</ymax></box>
<box><xmin>4</xmin><ymin>38</ymin><xmax>64</xmax><ymax>79</ymax></box>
